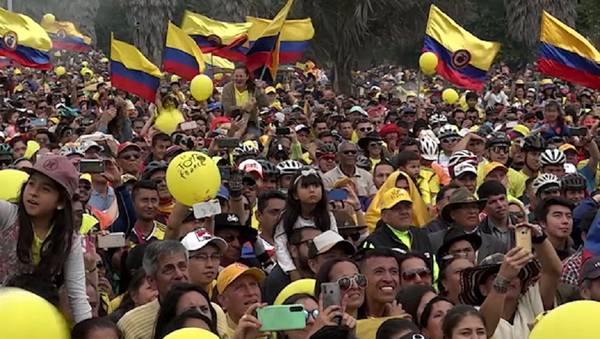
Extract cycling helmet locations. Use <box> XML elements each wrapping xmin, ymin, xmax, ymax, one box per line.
<box><xmin>419</xmin><ymin>136</ymin><xmax>439</xmax><ymax>161</ymax></box>
<box><xmin>317</xmin><ymin>143</ymin><xmax>337</xmax><ymax>154</ymax></box>
<box><xmin>430</xmin><ymin>114</ymin><xmax>440</xmax><ymax>125</ymax></box>
<box><xmin>232</xmin><ymin>142</ymin><xmax>259</xmax><ymax>158</ymax></box>
<box><xmin>486</xmin><ymin>131</ymin><xmax>511</xmax><ymax>148</ymax></box>
<box><xmin>438</xmin><ymin>124</ymin><xmax>460</xmax><ymax>139</ymax></box>
<box><xmin>59</xmin><ymin>143</ymin><xmax>84</xmax><ymax>157</ymax></box>
<box><xmin>561</xmin><ymin>173</ymin><xmax>587</xmax><ymax>191</ymax></box>
<box><xmin>0</xmin><ymin>143</ymin><xmax>13</xmax><ymax>159</ymax></box>
<box><xmin>448</xmin><ymin>150</ymin><xmax>478</xmax><ymax>168</ymax></box>
<box><xmin>356</xmin><ymin>155</ymin><xmax>371</xmax><ymax>171</ymax></box>
<box><xmin>257</xmin><ymin>159</ymin><xmax>281</xmax><ymax>177</ymax></box>
<box><xmin>521</xmin><ymin>135</ymin><xmax>547</xmax><ymax>152</ymax></box>
<box><xmin>538</xmin><ymin>149</ymin><xmax>566</xmax><ymax>166</ymax></box>
<box><xmin>277</xmin><ymin>160</ymin><xmax>303</xmax><ymax>175</ymax></box>
<box><xmin>141</xmin><ymin>160</ymin><xmax>169</xmax><ymax>180</ymax></box>
<box><xmin>533</xmin><ymin>173</ymin><xmax>561</xmax><ymax>196</ymax></box>
<box><xmin>475</xmin><ymin>125</ymin><xmax>493</xmax><ymax>138</ymax></box>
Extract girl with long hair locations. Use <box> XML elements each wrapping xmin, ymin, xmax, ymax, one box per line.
<box><xmin>274</xmin><ymin>168</ymin><xmax>338</xmax><ymax>281</ymax></box>
<box><xmin>0</xmin><ymin>155</ymin><xmax>91</xmax><ymax>322</ymax></box>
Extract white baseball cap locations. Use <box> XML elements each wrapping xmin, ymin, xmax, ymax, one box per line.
<box><xmin>295</xmin><ymin>124</ymin><xmax>311</xmax><ymax>133</ymax></box>
<box><xmin>239</xmin><ymin>159</ymin><xmax>263</xmax><ymax>178</ymax></box>
<box><xmin>181</xmin><ymin>229</ymin><xmax>228</xmax><ymax>253</ymax></box>
<box><xmin>452</xmin><ymin>162</ymin><xmax>477</xmax><ymax>179</ymax></box>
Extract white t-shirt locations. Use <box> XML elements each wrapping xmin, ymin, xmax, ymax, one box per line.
<box><xmin>484</xmin><ymin>91</ymin><xmax>509</xmax><ymax>107</ymax></box>
<box><xmin>492</xmin><ymin>282</ymin><xmax>546</xmax><ymax>339</ymax></box>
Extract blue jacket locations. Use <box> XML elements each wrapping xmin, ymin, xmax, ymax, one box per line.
<box><xmin>577</xmin><ymin>198</ymin><xmax>600</xmax><ymax>255</ymax></box>
<box><xmin>109</xmin><ymin>185</ymin><xmax>136</xmax><ymax>236</ymax></box>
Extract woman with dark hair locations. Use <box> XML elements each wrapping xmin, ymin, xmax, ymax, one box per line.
<box><xmin>397</xmin><ymin>285</ymin><xmax>437</xmax><ymax>327</ymax></box>
<box><xmin>535</xmin><ymin>100</ymin><xmax>570</xmax><ymax>139</ymax></box>
<box><xmin>358</xmin><ymin>131</ymin><xmax>386</xmax><ymax>168</ymax></box>
<box><xmin>376</xmin><ymin>318</ymin><xmax>420</xmax><ymax>339</ymax></box>
<box><xmin>109</xmin><ymin>268</ymin><xmax>158</xmax><ymax>323</ymax></box>
<box><xmin>441</xmin><ymin>305</ymin><xmax>487</xmax><ymax>339</ymax></box>
<box><xmin>221</xmin><ymin>64</ymin><xmax>270</xmax><ymax>120</ymax></box>
<box><xmin>437</xmin><ymin>257</ymin><xmax>473</xmax><ymax>305</ymax></box>
<box><xmin>153</xmin><ymin>283</ymin><xmax>217</xmax><ymax>339</ymax></box>
<box><xmin>72</xmin><ymin>317</ymin><xmax>122</xmax><ymax>339</ymax></box>
<box><xmin>314</xmin><ymin>258</ymin><xmax>364</xmax><ymax>321</ymax></box>
<box><xmin>0</xmin><ymin>155</ymin><xmax>91</xmax><ymax>322</ymax></box>
<box><xmin>97</xmin><ymin>97</ymin><xmax>133</xmax><ymax>143</ymax></box>
<box><xmin>397</xmin><ymin>252</ymin><xmax>433</xmax><ymax>288</ymax></box>
<box><xmin>419</xmin><ymin>297</ymin><xmax>454</xmax><ymax>339</ymax></box>
<box><xmin>159</xmin><ymin>309</ymin><xmax>215</xmax><ymax>338</ymax></box>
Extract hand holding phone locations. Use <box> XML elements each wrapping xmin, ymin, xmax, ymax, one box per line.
<box><xmin>97</xmin><ymin>232</ymin><xmax>126</xmax><ymax>249</ymax></box>
<box><xmin>257</xmin><ymin>304</ymin><xmax>306</xmax><ymax>332</ymax></box>
<box><xmin>328</xmin><ymin>189</ymin><xmax>348</xmax><ymax>201</ymax></box>
<box><xmin>321</xmin><ymin>282</ymin><xmax>342</xmax><ymax>325</ymax></box>
<box><xmin>515</xmin><ymin>226</ymin><xmax>532</xmax><ymax>253</ymax></box>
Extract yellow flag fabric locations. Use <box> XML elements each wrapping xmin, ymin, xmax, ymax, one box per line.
<box><xmin>0</xmin><ymin>8</ymin><xmax>52</xmax><ymax>51</ymax></box>
<box><xmin>164</xmin><ymin>21</ymin><xmax>205</xmax><ymax>80</ymax></box>
<box><xmin>181</xmin><ymin>11</ymin><xmax>252</xmax><ymax>45</ymax></box>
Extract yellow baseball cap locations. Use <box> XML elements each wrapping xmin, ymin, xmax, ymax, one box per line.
<box><xmin>559</xmin><ymin>143</ymin><xmax>577</xmax><ymax>154</ymax></box>
<box><xmin>381</xmin><ymin>188</ymin><xmax>412</xmax><ymax>210</ymax></box>
<box><xmin>483</xmin><ymin>162</ymin><xmax>508</xmax><ymax>178</ymax></box>
<box><xmin>14</xmin><ymin>69</ymin><xmax>21</xmax><ymax>75</ymax></box>
<box><xmin>216</xmin><ymin>263</ymin><xmax>266</xmax><ymax>294</ymax></box>
<box><xmin>511</xmin><ymin>124</ymin><xmax>530</xmax><ymax>137</ymax></box>
<box><xmin>265</xmin><ymin>86</ymin><xmax>276</xmax><ymax>94</ymax></box>
<box><xmin>79</xmin><ymin>174</ymin><xmax>92</xmax><ymax>183</ymax></box>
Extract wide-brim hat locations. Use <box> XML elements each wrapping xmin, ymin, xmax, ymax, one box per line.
<box><xmin>441</xmin><ymin>187</ymin><xmax>487</xmax><ymax>223</ymax></box>
<box><xmin>358</xmin><ymin>131</ymin><xmax>384</xmax><ymax>150</ymax></box>
<box><xmin>459</xmin><ymin>253</ymin><xmax>541</xmax><ymax>306</ymax></box>
<box><xmin>437</xmin><ymin>227</ymin><xmax>482</xmax><ymax>260</ymax></box>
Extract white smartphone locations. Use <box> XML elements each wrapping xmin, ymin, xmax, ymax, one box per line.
<box><xmin>193</xmin><ymin>199</ymin><xmax>221</xmax><ymax>219</ymax></box>
<box><xmin>97</xmin><ymin>232</ymin><xmax>127</xmax><ymax>249</ymax></box>
<box><xmin>180</xmin><ymin>121</ymin><xmax>198</xmax><ymax>131</ymax></box>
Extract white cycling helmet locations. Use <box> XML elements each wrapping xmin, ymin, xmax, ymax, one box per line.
<box><xmin>448</xmin><ymin>150</ymin><xmax>478</xmax><ymax>168</ymax></box>
<box><xmin>232</xmin><ymin>142</ymin><xmax>259</xmax><ymax>158</ymax></box>
<box><xmin>539</xmin><ymin>149</ymin><xmax>566</xmax><ymax>167</ymax></box>
<box><xmin>533</xmin><ymin>173</ymin><xmax>561</xmax><ymax>196</ymax></box>
<box><xmin>438</xmin><ymin>123</ymin><xmax>460</xmax><ymax>139</ymax></box>
<box><xmin>419</xmin><ymin>136</ymin><xmax>439</xmax><ymax>161</ymax></box>
<box><xmin>277</xmin><ymin>160</ymin><xmax>303</xmax><ymax>175</ymax></box>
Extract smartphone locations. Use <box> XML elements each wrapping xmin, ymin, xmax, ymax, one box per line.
<box><xmin>192</xmin><ymin>199</ymin><xmax>222</xmax><ymax>219</ymax></box>
<box><xmin>257</xmin><ymin>304</ymin><xmax>306</xmax><ymax>332</ymax></box>
<box><xmin>30</xmin><ymin>118</ymin><xmax>47</xmax><ymax>127</ymax></box>
<box><xmin>276</xmin><ymin>127</ymin><xmax>291</xmax><ymax>135</ymax></box>
<box><xmin>219</xmin><ymin>166</ymin><xmax>231</xmax><ymax>180</ymax></box>
<box><xmin>571</xmin><ymin>127</ymin><xmax>587</xmax><ymax>136</ymax></box>
<box><xmin>328</xmin><ymin>189</ymin><xmax>348</xmax><ymax>201</ymax></box>
<box><xmin>79</xmin><ymin>159</ymin><xmax>105</xmax><ymax>173</ymax></box>
<box><xmin>321</xmin><ymin>282</ymin><xmax>342</xmax><ymax>324</ymax></box>
<box><xmin>217</xmin><ymin>137</ymin><xmax>240</xmax><ymax>149</ymax></box>
<box><xmin>515</xmin><ymin>226</ymin><xmax>532</xmax><ymax>253</ymax></box>
<box><xmin>180</xmin><ymin>121</ymin><xmax>198</xmax><ymax>131</ymax></box>
<box><xmin>97</xmin><ymin>232</ymin><xmax>127</xmax><ymax>249</ymax></box>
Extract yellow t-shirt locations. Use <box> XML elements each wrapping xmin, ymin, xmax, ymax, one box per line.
<box><xmin>235</xmin><ymin>86</ymin><xmax>250</xmax><ymax>106</ymax></box>
<box><xmin>32</xmin><ymin>225</ymin><xmax>53</xmax><ymax>266</ymax></box>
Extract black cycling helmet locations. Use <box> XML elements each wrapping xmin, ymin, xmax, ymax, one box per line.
<box><xmin>476</xmin><ymin>125</ymin><xmax>493</xmax><ymax>138</ymax></box>
<box><xmin>486</xmin><ymin>131</ymin><xmax>511</xmax><ymax>148</ymax></box>
<box><xmin>141</xmin><ymin>160</ymin><xmax>168</xmax><ymax>180</ymax></box>
<box><xmin>561</xmin><ymin>173</ymin><xmax>587</xmax><ymax>191</ymax></box>
<box><xmin>257</xmin><ymin>159</ymin><xmax>280</xmax><ymax>177</ymax></box>
<box><xmin>521</xmin><ymin>135</ymin><xmax>547</xmax><ymax>152</ymax></box>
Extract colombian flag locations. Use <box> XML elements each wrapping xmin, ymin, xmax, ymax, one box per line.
<box><xmin>538</xmin><ymin>12</ymin><xmax>600</xmax><ymax>89</ymax></box>
<box><xmin>164</xmin><ymin>22</ymin><xmax>205</xmax><ymax>81</ymax></box>
<box><xmin>423</xmin><ymin>5</ymin><xmax>500</xmax><ymax>91</ymax></box>
<box><xmin>0</xmin><ymin>8</ymin><xmax>52</xmax><ymax>70</ymax></box>
<box><xmin>42</xmin><ymin>19</ymin><xmax>92</xmax><ymax>52</ymax></box>
<box><xmin>246</xmin><ymin>17</ymin><xmax>314</xmax><ymax>64</ymax></box>
<box><xmin>0</xmin><ymin>57</ymin><xmax>14</xmax><ymax>68</ymax></box>
<box><xmin>204</xmin><ymin>53</ymin><xmax>234</xmax><ymax>70</ymax></box>
<box><xmin>110</xmin><ymin>36</ymin><xmax>162</xmax><ymax>102</ymax></box>
<box><xmin>245</xmin><ymin>0</ymin><xmax>294</xmax><ymax>79</ymax></box>
<box><xmin>181</xmin><ymin>11</ymin><xmax>251</xmax><ymax>62</ymax></box>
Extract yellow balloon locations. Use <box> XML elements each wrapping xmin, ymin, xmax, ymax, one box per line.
<box><xmin>442</xmin><ymin>88</ymin><xmax>459</xmax><ymax>104</ymax></box>
<box><xmin>0</xmin><ymin>169</ymin><xmax>29</xmax><ymax>202</ymax></box>
<box><xmin>81</xmin><ymin>61</ymin><xmax>88</xmax><ymax>67</ymax></box>
<box><xmin>190</xmin><ymin>74</ymin><xmax>214</xmax><ymax>101</ymax></box>
<box><xmin>164</xmin><ymin>328</ymin><xmax>220</xmax><ymax>339</ymax></box>
<box><xmin>530</xmin><ymin>300</ymin><xmax>600</xmax><ymax>339</ymax></box>
<box><xmin>42</xmin><ymin>13</ymin><xmax>55</xmax><ymax>25</ymax></box>
<box><xmin>0</xmin><ymin>288</ymin><xmax>69</xmax><ymax>339</ymax></box>
<box><xmin>167</xmin><ymin>151</ymin><xmax>221</xmax><ymax>206</ymax></box>
<box><xmin>419</xmin><ymin>52</ymin><xmax>438</xmax><ymax>72</ymax></box>
<box><xmin>155</xmin><ymin>107</ymin><xmax>184</xmax><ymax>135</ymax></box>
<box><xmin>24</xmin><ymin>140</ymin><xmax>40</xmax><ymax>159</ymax></box>
<box><xmin>55</xmin><ymin>66</ymin><xmax>66</xmax><ymax>76</ymax></box>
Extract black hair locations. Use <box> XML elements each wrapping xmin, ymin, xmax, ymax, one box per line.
<box><xmin>8</xmin><ymin>135</ymin><xmax>25</xmax><ymax>147</ymax></box>
<box><xmin>5</xmin><ymin>273</ymin><xmax>60</xmax><ymax>307</ymax></box>
<box><xmin>277</xmin><ymin>293</ymin><xmax>318</xmax><ymax>339</ymax></box>
<box><xmin>280</xmin><ymin>169</ymin><xmax>331</xmax><ymax>239</ymax></box>
<box><xmin>72</xmin><ymin>318</ymin><xmax>122</xmax><ymax>339</ymax></box>
<box><xmin>233</xmin><ymin>64</ymin><xmax>257</xmax><ymax>92</ymax></box>
<box><xmin>359</xmin><ymin>247</ymin><xmax>400</xmax><ymax>268</ymax></box>
<box><xmin>151</xmin><ymin>133</ymin><xmax>171</xmax><ymax>147</ymax></box>
<box><xmin>132</xmin><ymin>136</ymin><xmax>146</xmax><ymax>144</ymax></box>
<box><xmin>112</xmin><ymin>268</ymin><xmax>149</xmax><ymax>321</ymax></box>
<box><xmin>153</xmin><ymin>283</ymin><xmax>217</xmax><ymax>339</ymax></box>
<box><xmin>257</xmin><ymin>189</ymin><xmax>286</xmax><ymax>212</ymax></box>
<box><xmin>313</xmin><ymin>117</ymin><xmax>327</xmax><ymax>128</ymax></box>
<box><xmin>544</xmin><ymin>100</ymin><xmax>565</xmax><ymax>126</ymax></box>
<box><xmin>397</xmin><ymin>252</ymin><xmax>432</xmax><ymax>276</ymax></box>
<box><xmin>396</xmin><ymin>120</ymin><xmax>409</xmax><ymax>129</ymax></box>
<box><xmin>397</xmin><ymin>150</ymin><xmax>420</xmax><ymax>167</ymax></box>
<box><xmin>17</xmin><ymin>174</ymin><xmax>74</xmax><ymax>278</ymax></box>
<box><xmin>314</xmin><ymin>258</ymin><xmax>357</xmax><ymax>298</ymax></box>
<box><xmin>441</xmin><ymin>304</ymin><xmax>486</xmax><ymax>338</ymax></box>
<box><xmin>159</xmin><ymin>309</ymin><xmax>215</xmax><ymax>339</ymax></box>
<box><xmin>421</xmin><ymin>296</ymin><xmax>454</xmax><ymax>330</ymax></box>
<box><xmin>536</xmin><ymin>197</ymin><xmax>575</xmax><ymax>224</ymax></box>
<box><xmin>132</xmin><ymin>180</ymin><xmax>159</xmax><ymax>200</ymax></box>
<box><xmin>376</xmin><ymin>318</ymin><xmax>420</xmax><ymax>339</ymax></box>
<box><xmin>437</xmin><ymin>183</ymin><xmax>460</xmax><ymax>205</ymax></box>
<box><xmin>396</xmin><ymin>284</ymin><xmax>436</xmax><ymax>327</ymax></box>
<box><xmin>465</xmin><ymin>92</ymin><xmax>479</xmax><ymax>101</ymax></box>
<box><xmin>477</xmin><ymin>181</ymin><xmax>506</xmax><ymax>200</ymax></box>
<box><xmin>373</xmin><ymin>160</ymin><xmax>394</xmax><ymax>173</ymax></box>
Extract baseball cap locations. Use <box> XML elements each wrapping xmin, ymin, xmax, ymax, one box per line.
<box><xmin>295</xmin><ymin>124</ymin><xmax>310</xmax><ymax>133</ymax></box>
<box><xmin>79</xmin><ymin>173</ymin><xmax>92</xmax><ymax>183</ymax></box>
<box><xmin>239</xmin><ymin>159</ymin><xmax>263</xmax><ymax>179</ymax></box>
<box><xmin>581</xmin><ymin>257</ymin><xmax>600</xmax><ymax>283</ymax></box>
<box><xmin>307</xmin><ymin>231</ymin><xmax>356</xmax><ymax>259</ymax></box>
<box><xmin>181</xmin><ymin>229</ymin><xmax>227</xmax><ymax>254</ymax></box>
<box><xmin>217</xmin><ymin>262</ymin><xmax>266</xmax><ymax>294</ymax></box>
<box><xmin>81</xmin><ymin>140</ymin><xmax>104</xmax><ymax>153</ymax></box>
<box><xmin>381</xmin><ymin>188</ymin><xmax>412</xmax><ymax>210</ymax></box>
<box><xmin>349</xmin><ymin>106</ymin><xmax>368</xmax><ymax>117</ymax></box>
<box><xmin>559</xmin><ymin>143</ymin><xmax>577</xmax><ymax>154</ymax></box>
<box><xmin>24</xmin><ymin>155</ymin><xmax>78</xmax><ymax>198</ymax></box>
<box><xmin>452</xmin><ymin>162</ymin><xmax>477</xmax><ymax>179</ymax></box>
<box><xmin>483</xmin><ymin>162</ymin><xmax>508</xmax><ymax>178</ymax></box>
<box><xmin>265</xmin><ymin>86</ymin><xmax>276</xmax><ymax>94</ymax></box>
<box><xmin>216</xmin><ymin>185</ymin><xmax>230</xmax><ymax>201</ymax></box>
<box><xmin>117</xmin><ymin>142</ymin><xmax>141</xmax><ymax>157</ymax></box>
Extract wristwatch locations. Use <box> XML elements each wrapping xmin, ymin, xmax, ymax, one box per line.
<box><xmin>532</xmin><ymin>228</ymin><xmax>547</xmax><ymax>244</ymax></box>
<box><xmin>493</xmin><ymin>274</ymin><xmax>510</xmax><ymax>294</ymax></box>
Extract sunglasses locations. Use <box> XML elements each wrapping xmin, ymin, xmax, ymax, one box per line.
<box><xmin>490</xmin><ymin>146</ymin><xmax>509</xmax><ymax>154</ymax></box>
<box><xmin>441</xmin><ymin>137</ymin><xmax>460</xmax><ymax>143</ymax></box>
<box><xmin>509</xmin><ymin>211</ymin><xmax>525</xmax><ymax>219</ymax></box>
<box><xmin>79</xmin><ymin>184</ymin><xmax>92</xmax><ymax>191</ymax></box>
<box><xmin>402</xmin><ymin>267</ymin><xmax>431</xmax><ymax>281</ymax></box>
<box><xmin>304</xmin><ymin>309</ymin><xmax>319</xmax><ymax>321</ymax></box>
<box><xmin>368</xmin><ymin>142</ymin><xmax>382</xmax><ymax>148</ymax></box>
<box><xmin>342</xmin><ymin>150</ymin><xmax>358</xmax><ymax>155</ymax></box>
<box><xmin>120</xmin><ymin>152</ymin><xmax>141</xmax><ymax>161</ymax></box>
<box><xmin>27</xmin><ymin>100</ymin><xmax>37</xmax><ymax>104</ymax></box>
<box><xmin>221</xmin><ymin>233</ymin><xmax>246</xmax><ymax>244</ymax></box>
<box><xmin>337</xmin><ymin>274</ymin><xmax>368</xmax><ymax>291</ymax></box>
<box><xmin>344</xmin><ymin>231</ymin><xmax>362</xmax><ymax>242</ymax></box>
<box><xmin>38</xmin><ymin>105</ymin><xmax>48</xmax><ymax>110</ymax></box>
<box><xmin>358</xmin><ymin>127</ymin><xmax>373</xmax><ymax>132</ymax></box>
<box><xmin>319</xmin><ymin>154</ymin><xmax>336</xmax><ymax>161</ymax></box>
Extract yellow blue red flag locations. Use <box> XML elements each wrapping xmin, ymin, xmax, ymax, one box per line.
<box><xmin>0</xmin><ymin>8</ymin><xmax>52</xmax><ymax>70</ymax></box>
<box><xmin>423</xmin><ymin>5</ymin><xmax>500</xmax><ymax>91</ymax></box>
<box><xmin>538</xmin><ymin>12</ymin><xmax>600</xmax><ymax>89</ymax></box>
<box><xmin>204</xmin><ymin>53</ymin><xmax>234</xmax><ymax>70</ymax></box>
<box><xmin>164</xmin><ymin>22</ymin><xmax>205</xmax><ymax>81</ymax></box>
<box><xmin>41</xmin><ymin>18</ymin><xmax>92</xmax><ymax>52</ymax></box>
<box><xmin>110</xmin><ymin>35</ymin><xmax>163</xmax><ymax>102</ymax></box>
<box><xmin>181</xmin><ymin>11</ymin><xmax>251</xmax><ymax>62</ymax></box>
<box><xmin>246</xmin><ymin>0</ymin><xmax>294</xmax><ymax>79</ymax></box>
<box><xmin>246</xmin><ymin>16</ymin><xmax>313</xmax><ymax>64</ymax></box>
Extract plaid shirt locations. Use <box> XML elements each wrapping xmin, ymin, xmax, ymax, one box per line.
<box><xmin>560</xmin><ymin>250</ymin><xmax>583</xmax><ymax>286</ymax></box>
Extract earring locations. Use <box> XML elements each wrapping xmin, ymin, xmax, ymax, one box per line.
<box><xmin>57</xmin><ymin>206</ymin><xmax>64</xmax><ymax>210</ymax></box>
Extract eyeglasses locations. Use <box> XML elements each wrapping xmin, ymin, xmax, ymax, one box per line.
<box><xmin>120</xmin><ymin>152</ymin><xmax>141</xmax><ymax>161</ymax></box>
<box><xmin>509</xmin><ymin>211</ymin><xmax>525</xmax><ymax>219</ymax></box>
<box><xmin>190</xmin><ymin>253</ymin><xmax>222</xmax><ymax>262</ymax></box>
<box><xmin>337</xmin><ymin>274</ymin><xmax>368</xmax><ymax>291</ymax></box>
<box><xmin>221</xmin><ymin>233</ymin><xmax>246</xmax><ymax>244</ymax></box>
<box><xmin>38</xmin><ymin>105</ymin><xmax>48</xmax><ymax>110</ymax></box>
<box><xmin>27</xmin><ymin>100</ymin><xmax>37</xmax><ymax>104</ymax></box>
<box><xmin>402</xmin><ymin>267</ymin><xmax>431</xmax><ymax>281</ymax></box>
<box><xmin>304</xmin><ymin>309</ymin><xmax>319</xmax><ymax>321</ymax></box>
<box><xmin>490</xmin><ymin>146</ymin><xmax>509</xmax><ymax>154</ymax></box>
<box><xmin>358</xmin><ymin>127</ymin><xmax>373</xmax><ymax>133</ymax></box>
<box><xmin>342</xmin><ymin>150</ymin><xmax>358</xmax><ymax>155</ymax></box>
<box><xmin>441</xmin><ymin>137</ymin><xmax>460</xmax><ymax>143</ymax></box>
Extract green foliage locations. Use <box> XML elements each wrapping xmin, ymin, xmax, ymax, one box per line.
<box><xmin>576</xmin><ymin>0</ymin><xmax>600</xmax><ymax>48</ymax></box>
<box><xmin>94</xmin><ymin>0</ymin><xmax>131</xmax><ymax>53</ymax></box>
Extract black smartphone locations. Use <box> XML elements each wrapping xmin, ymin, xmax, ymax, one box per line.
<box><xmin>217</xmin><ymin>137</ymin><xmax>240</xmax><ymax>149</ymax></box>
<box><xmin>79</xmin><ymin>159</ymin><xmax>105</xmax><ymax>173</ymax></box>
<box><xmin>571</xmin><ymin>127</ymin><xmax>587</xmax><ymax>137</ymax></box>
<box><xmin>219</xmin><ymin>166</ymin><xmax>231</xmax><ymax>180</ymax></box>
<box><xmin>275</xmin><ymin>127</ymin><xmax>290</xmax><ymax>135</ymax></box>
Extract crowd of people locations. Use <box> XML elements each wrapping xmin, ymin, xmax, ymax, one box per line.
<box><xmin>1</xmin><ymin>49</ymin><xmax>600</xmax><ymax>339</ymax></box>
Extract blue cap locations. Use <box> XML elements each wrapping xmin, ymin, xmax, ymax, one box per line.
<box><xmin>217</xmin><ymin>185</ymin><xmax>229</xmax><ymax>201</ymax></box>
<box><xmin>208</xmin><ymin>102</ymin><xmax>222</xmax><ymax>111</ymax></box>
